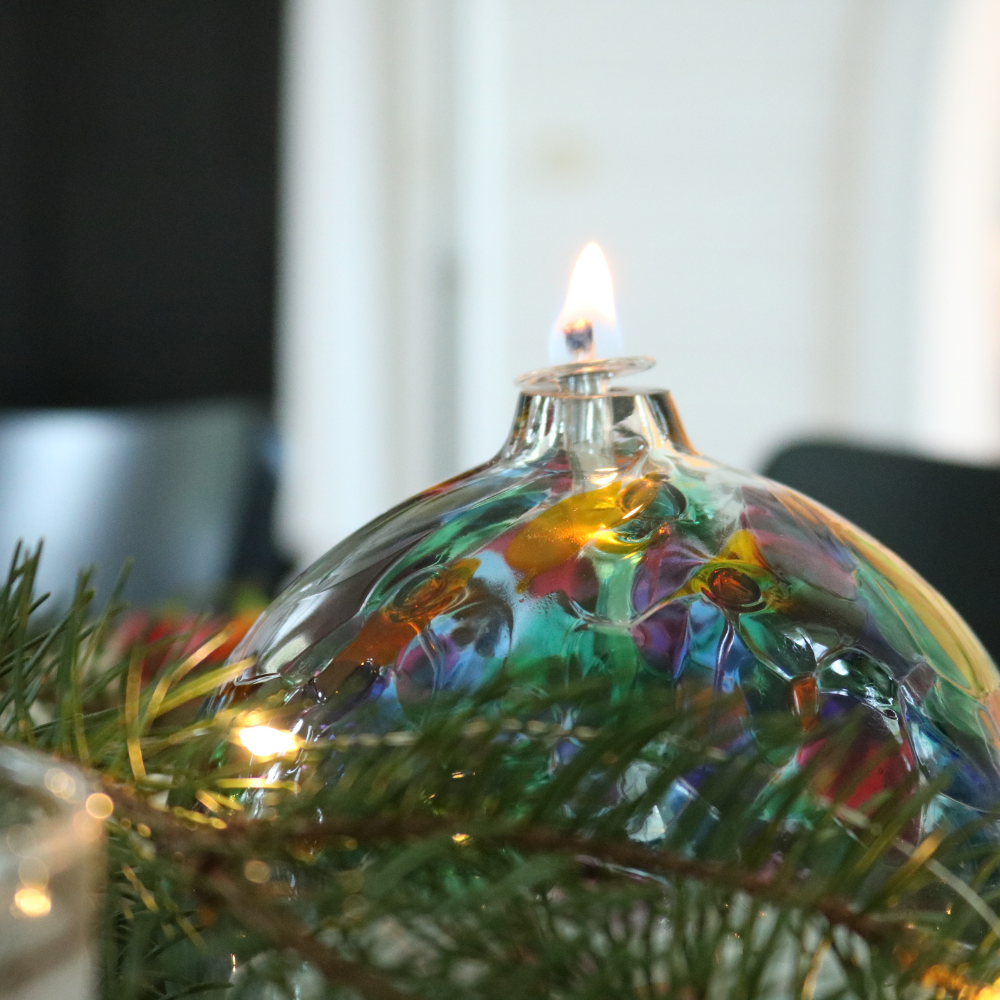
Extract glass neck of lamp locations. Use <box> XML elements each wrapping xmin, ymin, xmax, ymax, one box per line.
<box><xmin>500</xmin><ymin>357</ymin><xmax>695</xmax><ymax>485</ymax></box>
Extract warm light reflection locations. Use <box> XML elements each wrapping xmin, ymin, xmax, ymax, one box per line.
<box><xmin>13</xmin><ymin>887</ymin><xmax>51</xmax><ymax>918</ymax></box>
<box><xmin>44</xmin><ymin>768</ymin><xmax>75</xmax><ymax>800</ymax></box>
<box><xmin>549</xmin><ymin>242</ymin><xmax>622</xmax><ymax>364</ymax></box>
<box><xmin>238</xmin><ymin>725</ymin><xmax>299</xmax><ymax>758</ymax></box>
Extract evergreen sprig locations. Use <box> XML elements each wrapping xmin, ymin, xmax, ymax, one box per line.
<box><xmin>2</xmin><ymin>545</ymin><xmax>1000</xmax><ymax>999</ymax></box>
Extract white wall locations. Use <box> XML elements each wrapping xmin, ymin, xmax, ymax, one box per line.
<box><xmin>277</xmin><ymin>0</ymin><xmax>391</xmax><ymax>560</ymax></box>
<box><xmin>914</xmin><ymin>0</ymin><xmax>1000</xmax><ymax>459</ymax></box>
<box><xmin>277</xmin><ymin>0</ymin><xmax>1000</xmax><ymax>566</ymax></box>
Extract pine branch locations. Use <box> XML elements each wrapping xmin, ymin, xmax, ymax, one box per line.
<box><xmin>2</xmin><ymin>544</ymin><xmax>1000</xmax><ymax>998</ymax></box>
<box><xmin>102</xmin><ymin>778</ymin><xmax>905</xmax><ymax>949</ymax></box>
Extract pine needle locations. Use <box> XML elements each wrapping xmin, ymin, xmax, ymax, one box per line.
<box><xmin>140</xmin><ymin>626</ymin><xmax>234</xmax><ymax>728</ymax></box>
<box><xmin>151</xmin><ymin>657</ymin><xmax>252</xmax><ymax>720</ymax></box>
<box><xmin>124</xmin><ymin>649</ymin><xmax>146</xmax><ymax>780</ymax></box>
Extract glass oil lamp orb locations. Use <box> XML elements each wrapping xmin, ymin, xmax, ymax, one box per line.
<box><xmin>222</xmin><ymin>352</ymin><xmax>1000</xmax><ymax>842</ymax></box>
<box><xmin>0</xmin><ymin>747</ymin><xmax>104</xmax><ymax>1000</ymax></box>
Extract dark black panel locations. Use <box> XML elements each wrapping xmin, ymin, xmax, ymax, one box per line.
<box><xmin>764</xmin><ymin>440</ymin><xmax>1000</xmax><ymax>663</ymax></box>
<box><xmin>0</xmin><ymin>0</ymin><xmax>279</xmax><ymax>406</ymax></box>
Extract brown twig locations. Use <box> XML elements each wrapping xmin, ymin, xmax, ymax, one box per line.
<box><xmin>276</xmin><ymin>819</ymin><xmax>897</xmax><ymax>944</ymax></box>
<box><xmin>103</xmin><ymin>780</ymin><xmax>906</xmax><ymax>949</ymax></box>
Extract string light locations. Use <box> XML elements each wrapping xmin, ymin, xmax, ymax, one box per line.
<box><xmin>238</xmin><ymin>725</ymin><xmax>298</xmax><ymax>758</ymax></box>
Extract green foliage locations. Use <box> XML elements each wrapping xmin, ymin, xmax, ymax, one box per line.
<box><xmin>1</xmin><ymin>544</ymin><xmax>1000</xmax><ymax>999</ymax></box>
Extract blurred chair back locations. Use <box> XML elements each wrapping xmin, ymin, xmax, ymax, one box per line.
<box><xmin>764</xmin><ymin>441</ymin><xmax>1000</xmax><ymax>663</ymax></box>
<box><xmin>0</xmin><ymin>400</ymin><xmax>276</xmax><ymax>606</ymax></box>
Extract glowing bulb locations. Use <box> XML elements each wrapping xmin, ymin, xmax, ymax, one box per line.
<box><xmin>85</xmin><ymin>792</ymin><xmax>114</xmax><ymax>819</ymax></box>
<box><xmin>238</xmin><ymin>725</ymin><xmax>299</xmax><ymax>758</ymax></box>
<box><xmin>549</xmin><ymin>242</ymin><xmax>622</xmax><ymax>364</ymax></box>
<box><xmin>13</xmin><ymin>887</ymin><xmax>51</xmax><ymax>918</ymax></box>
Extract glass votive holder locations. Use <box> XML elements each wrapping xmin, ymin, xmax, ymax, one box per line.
<box><xmin>0</xmin><ymin>746</ymin><xmax>104</xmax><ymax>1000</ymax></box>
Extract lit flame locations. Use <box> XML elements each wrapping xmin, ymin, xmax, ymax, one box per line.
<box><xmin>238</xmin><ymin>725</ymin><xmax>299</xmax><ymax>758</ymax></box>
<box><xmin>549</xmin><ymin>242</ymin><xmax>622</xmax><ymax>364</ymax></box>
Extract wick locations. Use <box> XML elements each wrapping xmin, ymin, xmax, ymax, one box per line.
<box><xmin>563</xmin><ymin>319</ymin><xmax>594</xmax><ymax>361</ymax></box>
